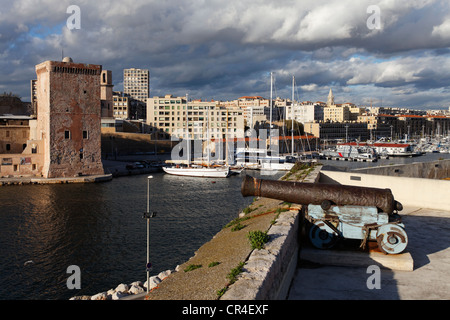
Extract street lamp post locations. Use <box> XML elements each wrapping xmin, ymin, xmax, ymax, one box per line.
<box><xmin>143</xmin><ymin>175</ymin><xmax>156</xmax><ymax>293</ymax></box>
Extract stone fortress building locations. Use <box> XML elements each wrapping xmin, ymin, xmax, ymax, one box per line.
<box><xmin>0</xmin><ymin>57</ymin><xmax>106</xmax><ymax>178</ymax></box>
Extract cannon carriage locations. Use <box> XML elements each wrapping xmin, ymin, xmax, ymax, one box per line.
<box><xmin>241</xmin><ymin>175</ymin><xmax>408</xmax><ymax>254</ymax></box>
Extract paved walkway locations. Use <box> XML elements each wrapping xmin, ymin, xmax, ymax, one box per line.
<box><xmin>288</xmin><ymin>206</ymin><xmax>450</xmax><ymax>300</ymax></box>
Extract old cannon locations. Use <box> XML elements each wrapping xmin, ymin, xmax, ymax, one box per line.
<box><xmin>241</xmin><ymin>175</ymin><xmax>408</xmax><ymax>254</ymax></box>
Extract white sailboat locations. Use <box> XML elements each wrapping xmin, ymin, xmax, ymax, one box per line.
<box><xmin>163</xmin><ymin>95</ymin><xmax>230</xmax><ymax>178</ymax></box>
<box><xmin>163</xmin><ymin>165</ymin><xmax>230</xmax><ymax>178</ymax></box>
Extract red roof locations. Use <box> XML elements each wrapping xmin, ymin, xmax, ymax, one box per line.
<box><xmin>211</xmin><ymin>135</ymin><xmax>317</xmax><ymax>143</ymax></box>
<box><xmin>238</xmin><ymin>96</ymin><xmax>264</xmax><ymax>100</ymax></box>
<box><xmin>378</xmin><ymin>114</ymin><xmax>397</xmax><ymax>117</ymax></box>
<box><xmin>397</xmin><ymin>114</ymin><xmax>424</xmax><ymax>118</ymax></box>
<box><xmin>427</xmin><ymin>115</ymin><xmax>449</xmax><ymax>119</ymax></box>
<box><xmin>340</xmin><ymin>142</ymin><xmax>410</xmax><ymax>148</ymax></box>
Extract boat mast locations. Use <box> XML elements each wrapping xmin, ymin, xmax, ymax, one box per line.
<box><xmin>226</xmin><ymin>108</ymin><xmax>229</xmax><ymax>166</ymax></box>
<box><xmin>206</xmin><ymin>104</ymin><xmax>209</xmax><ymax>167</ymax></box>
<box><xmin>292</xmin><ymin>75</ymin><xmax>295</xmax><ymax>157</ymax></box>
<box><xmin>186</xmin><ymin>93</ymin><xmax>190</xmax><ymax>167</ymax></box>
<box><xmin>269</xmin><ymin>72</ymin><xmax>273</xmax><ymax>152</ymax></box>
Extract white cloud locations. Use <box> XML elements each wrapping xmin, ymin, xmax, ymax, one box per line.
<box><xmin>432</xmin><ymin>16</ymin><xmax>450</xmax><ymax>39</ymax></box>
<box><xmin>1</xmin><ymin>0</ymin><xmax>450</xmax><ymax>108</ymax></box>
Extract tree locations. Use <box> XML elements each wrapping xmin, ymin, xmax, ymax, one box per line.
<box><xmin>283</xmin><ymin>120</ymin><xmax>304</xmax><ymax>136</ymax></box>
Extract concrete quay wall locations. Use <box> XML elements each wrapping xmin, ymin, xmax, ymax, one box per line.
<box><xmin>352</xmin><ymin>158</ymin><xmax>450</xmax><ymax>180</ymax></box>
<box><xmin>320</xmin><ymin>170</ymin><xmax>450</xmax><ymax>211</ymax></box>
<box><xmin>0</xmin><ymin>174</ymin><xmax>112</xmax><ymax>186</ymax></box>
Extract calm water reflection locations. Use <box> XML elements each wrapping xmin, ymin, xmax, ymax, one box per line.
<box><xmin>0</xmin><ymin>171</ymin><xmax>282</xmax><ymax>300</ymax></box>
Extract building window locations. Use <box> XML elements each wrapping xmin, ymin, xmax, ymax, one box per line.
<box><xmin>83</xmin><ymin>130</ymin><xmax>89</xmax><ymax>139</ymax></box>
<box><xmin>65</xmin><ymin>131</ymin><xmax>71</xmax><ymax>139</ymax></box>
<box><xmin>6</xmin><ymin>144</ymin><xmax>10</xmax><ymax>151</ymax></box>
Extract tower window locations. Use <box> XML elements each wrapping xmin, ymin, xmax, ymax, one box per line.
<box><xmin>65</xmin><ymin>131</ymin><xmax>71</xmax><ymax>139</ymax></box>
<box><xmin>83</xmin><ymin>130</ymin><xmax>89</xmax><ymax>139</ymax></box>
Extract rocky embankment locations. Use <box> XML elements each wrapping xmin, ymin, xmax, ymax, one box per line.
<box><xmin>69</xmin><ymin>269</ymin><xmax>174</xmax><ymax>300</ymax></box>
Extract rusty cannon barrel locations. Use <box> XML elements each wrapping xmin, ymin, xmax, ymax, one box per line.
<box><xmin>241</xmin><ymin>175</ymin><xmax>403</xmax><ymax>214</ymax></box>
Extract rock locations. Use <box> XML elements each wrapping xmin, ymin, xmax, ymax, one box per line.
<box><xmin>91</xmin><ymin>292</ymin><xmax>108</xmax><ymax>300</ymax></box>
<box><xmin>69</xmin><ymin>295</ymin><xmax>91</xmax><ymax>300</ymax></box>
<box><xmin>157</xmin><ymin>270</ymin><xmax>172</xmax><ymax>280</ymax></box>
<box><xmin>130</xmin><ymin>281</ymin><xmax>143</xmax><ymax>288</ymax></box>
<box><xmin>144</xmin><ymin>276</ymin><xmax>161</xmax><ymax>290</ymax></box>
<box><xmin>106</xmin><ymin>289</ymin><xmax>115</xmax><ymax>298</ymax></box>
<box><xmin>112</xmin><ymin>291</ymin><xmax>128</xmax><ymax>300</ymax></box>
<box><xmin>114</xmin><ymin>283</ymin><xmax>129</xmax><ymax>293</ymax></box>
<box><xmin>129</xmin><ymin>284</ymin><xmax>145</xmax><ymax>295</ymax></box>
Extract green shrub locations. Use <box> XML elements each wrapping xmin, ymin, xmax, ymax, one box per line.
<box><xmin>227</xmin><ymin>262</ymin><xmax>245</xmax><ymax>284</ymax></box>
<box><xmin>184</xmin><ymin>264</ymin><xmax>202</xmax><ymax>272</ymax></box>
<box><xmin>208</xmin><ymin>261</ymin><xmax>220</xmax><ymax>268</ymax></box>
<box><xmin>247</xmin><ymin>230</ymin><xmax>270</xmax><ymax>250</ymax></box>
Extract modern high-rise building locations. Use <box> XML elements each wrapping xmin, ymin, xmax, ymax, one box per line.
<box><xmin>123</xmin><ymin>68</ymin><xmax>149</xmax><ymax>103</ymax></box>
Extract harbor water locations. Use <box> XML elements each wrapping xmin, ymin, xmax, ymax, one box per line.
<box><xmin>0</xmin><ymin>152</ymin><xmax>448</xmax><ymax>300</ymax></box>
<box><xmin>0</xmin><ymin>170</ymin><xmax>283</xmax><ymax>300</ymax></box>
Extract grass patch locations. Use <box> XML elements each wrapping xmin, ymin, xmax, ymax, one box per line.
<box><xmin>208</xmin><ymin>261</ymin><xmax>220</xmax><ymax>268</ymax></box>
<box><xmin>231</xmin><ymin>223</ymin><xmax>245</xmax><ymax>232</ymax></box>
<box><xmin>217</xmin><ymin>287</ymin><xmax>227</xmax><ymax>298</ymax></box>
<box><xmin>227</xmin><ymin>262</ymin><xmax>245</xmax><ymax>285</ymax></box>
<box><xmin>242</xmin><ymin>206</ymin><xmax>256</xmax><ymax>215</ymax></box>
<box><xmin>247</xmin><ymin>230</ymin><xmax>270</xmax><ymax>250</ymax></box>
<box><xmin>223</xmin><ymin>216</ymin><xmax>250</xmax><ymax>229</ymax></box>
<box><xmin>216</xmin><ymin>261</ymin><xmax>246</xmax><ymax>298</ymax></box>
<box><xmin>282</xmin><ymin>162</ymin><xmax>318</xmax><ymax>181</ymax></box>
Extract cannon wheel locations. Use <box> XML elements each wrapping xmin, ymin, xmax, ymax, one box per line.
<box><xmin>308</xmin><ymin>221</ymin><xmax>338</xmax><ymax>250</ymax></box>
<box><xmin>376</xmin><ymin>224</ymin><xmax>408</xmax><ymax>254</ymax></box>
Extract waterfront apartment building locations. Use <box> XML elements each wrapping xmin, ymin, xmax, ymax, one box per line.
<box><xmin>112</xmin><ymin>93</ymin><xmax>130</xmax><ymax>119</ymax></box>
<box><xmin>123</xmin><ymin>68</ymin><xmax>149</xmax><ymax>103</ymax></box>
<box><xmin>146</xmin><ymin>95</ymin><xmax>245</xmax><ymax>140</ymax></box>
<box><xmin>0</xmin><ymin>57</ymin><xmax>105</xmax><ymax>178</ymax></box>
<box><xmin>286</xmin><ymin>101</ymin><xmax>325</xmax><ymax>123</ymax></box>
<box><xmin>243</xmin><ymin>105</ymin><xmax>267</xmax><ymax>129</ymax></box>
<box><xmin>224</xmin><ymin>96</ymin><xmax>285</xmax><ymax>127</ymax></box>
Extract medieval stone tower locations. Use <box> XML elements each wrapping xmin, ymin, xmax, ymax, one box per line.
<box><xmin>35</xmin><ymin>57</ymin><xmax>105</xmax><ymax>178</ymax></box>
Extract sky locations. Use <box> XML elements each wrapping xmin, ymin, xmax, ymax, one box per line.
<box><xmin>1</xmin><ymin>0</ymin><xmax>450</xmax><ymax>110</ymax></box>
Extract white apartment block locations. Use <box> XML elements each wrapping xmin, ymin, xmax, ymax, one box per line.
<box><xmin>147</xmin><ymin>95</ymin><xmax>245</xmax><ymax>140</ymax></box>
<box><xmin>123</xmin><ymin>68</ymin><xmax>149</xmax><ymax>103</ymax></box>
<box><xmin>112</xmin><ymin>94</ymin><xmax>130</xmax><ymax>119</ymax></box>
